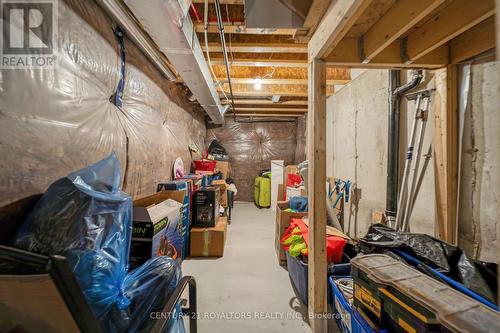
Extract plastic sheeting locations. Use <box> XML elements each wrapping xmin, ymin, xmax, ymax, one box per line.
<box><xmin>0</xmin><ymin>0</ymin><xmax>206</xmax><ymax>207</ymax></box>
<box><xmin>207</xmin><ymin>119</ymin><xmax>297</xmax><ymax>201</ymax></box>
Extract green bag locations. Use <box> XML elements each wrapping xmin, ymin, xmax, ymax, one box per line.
<box><xmin>254</xmin><ymin>173</ymin><xmax>271</xmax><ymax>208</ymax></box>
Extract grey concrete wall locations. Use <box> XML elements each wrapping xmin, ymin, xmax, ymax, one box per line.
<box><xmin>458</xmin><ymin>61</ymin><xmax>500</xmax><ymax>262</ymax></box>
<box><xmin>326</xmin><ymin>69</ymin><xmax>437</xmax><ymax>238</ymax></box>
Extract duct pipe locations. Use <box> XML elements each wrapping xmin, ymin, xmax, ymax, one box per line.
<box><xmin>386</xmin><ymin>70</ymin><xmax>423</xmax><ymax>226</ymax></box>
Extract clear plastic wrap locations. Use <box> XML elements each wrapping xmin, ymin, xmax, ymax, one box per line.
<box><xmin>0</xmin><ymin>0</ymin><xmax>206</xmax><ymax>207</ymax></box>
<box><xmin>207</xmin><ymin>119</ymin><xmax>298</xmax><ymax>201</ymax></box>
<box><xmin>13</xmin><ymin>152</ymin><xmax>133</xmax><ymax>320</ymax></box>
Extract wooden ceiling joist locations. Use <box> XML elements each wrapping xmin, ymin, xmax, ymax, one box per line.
<box><xmin>233</xmin><ymin>107</ymin><xmax>307</xmax><ymax>113</ymax></box>
<box><xmin>219</xmin><ymin>82</ymin><xmax>334</xmax><ymax>97</ymax></box>
<box><xmin>211</xmin><ymin>64</ymin><xmax>350</xmax><ymax>81</ymax></box>
<box><xmin>403</xmin><ymin>0</ymin><xmax>495</xmax><ymax>63</ymax></box>
<box><xmin>360</xmin><ymin>0</ymin><xmax>446</xmax><ymax>62</ymax></box>
<box><xmin>309</xmin><ymin>0</ymin><xmax>373</xmax><ymax>59</ymax></box>
<box><xmin>223</xmin><ymin>99</ymin><xmax>308</xmax><ymax>106</ymax></box>
<box><xmin>194</xmin><ymin>24</ymin><xmax>297</xmax><ymax>35</ymax></box>
<box><xmin>325</xmin><ymin>38</ymin><xmax>448</xmax><ymax>68</ymax></box>
<box><xmin>192</xmin><ymin>0</ymin><xmax>244</xmax><ymax>4</ymax></box>
<box><xmin>221</xmin><ymin>78</ymin><xmax>348</xmax><ymax>85</ymax></box>
<box><xmin>202</xmin><ymin>42</ymin><xmax>308</xmax><ymax>53</ymax></box>
<box><xmin>210</xmin><ymin>58</ymin><xmax>308</xmax><ymax>67</ymax></box>
<box><xmin>449</xmin><ymin>16</ymin><xmax>496</xmax><ymax>64</ymax></box>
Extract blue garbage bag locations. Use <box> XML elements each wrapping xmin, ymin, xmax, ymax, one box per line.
<box><xmin>13</xmin><ymin>152</ymin><xmax>133</xmax><ymax>320</ymax></box>
<box><xmin>109</xmin><ymin>256</ymin><xmax>185</xmax><ymax>333</ymax></box>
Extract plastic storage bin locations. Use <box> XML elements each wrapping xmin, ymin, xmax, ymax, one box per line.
<box><xmin>286</xmin><ymin>252</ymin><xmax>350</xmax><ymax>305</ymax></box>
<box><xmin>352</xmin><ymin>308</ymin><xmax>383</xmax><ymax>333</ymax></box>
<box><xmin>351</xmin><ymin>254</ymin><xmax>500</xmax><ymax>333</ymax></box>
<box><xmin>329</xmin><ymin>275</ymin><xmax>353</xmax><ymax>333</ymax></box>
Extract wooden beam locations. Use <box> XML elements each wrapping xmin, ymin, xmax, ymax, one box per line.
<box><xmin>307</xmin><ymin>59</ymin><xmax>328</xmax><ymax>333</ymax></box>
<box><xmin>325</xmin><ymin>38</ymin><xmax>448</xmax><ymax>69</ymax></box>
<box><xmin>404</xmin><ymin>0</ymin><xmax>495</xmax><ymax>62</ymax></box>
<box><xmin>361</xmin><ymin>0</ymin><xmax>446</xmax><ymax>62</ymax></box>
<box><xmin>219</xmin><ymin>82</ymin><xmax>334</xmax><ymax>96</ymax></box>
<box><xmin>210</xmin><ymin>58</ymin><xmax>308</xmax><ymax>67</ymax></box>
<box><xmin>202</xmin><ymin>42</ymin><xmax>308</xmax><ymax>53</ymax></box>
<box><xmin>211</xmin><ymin>64</ymin><xmax>351</xmax><ymax>81</ymax></box>
<box><xmin>450</xmin><ymin>17</ymin><xmax>496</xmax><ymax>63</ymax></box>
<box><xmin>194</xmin><ymin>23</ymin><xmax>297</xmax><ymax>35</ymax></box>
<box><xmin>221</xmin><ymin>78</ymin><xmax>348</xmax><ymax>85</ymax></box>
<box><xmin>309</xmin><ymin>0</ymin><xmax>372</xmax><ymax>60</ymax></box>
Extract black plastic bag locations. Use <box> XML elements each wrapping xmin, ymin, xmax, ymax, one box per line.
<box><xmin>359</xmin><ymin>224</ymin><xmax>497</xmax><ymax>304</ymax></box>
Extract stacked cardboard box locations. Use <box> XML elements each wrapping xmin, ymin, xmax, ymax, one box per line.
<box><xmin>275</xmin><ymin>201</ymin><xmax>308</xmax><ymax>266</ymax></box>
<box><xmin>190</xmin><ymin>216</ymin><xmax>227</xmax><ymax>257</ymax></box>
<box><xmin>130</xmin><ymin>191</ymin><xmax>184</xmax><ymax>269</ymax></box>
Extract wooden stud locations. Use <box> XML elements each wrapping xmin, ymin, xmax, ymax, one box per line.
<box><xmin>434</xmin><ymin>66</ymin><xmax>458</xmax><ymax>244</ymax></box>
<box><xmin>362</xmin><ymin>0</ymin><xmax>446</xmax><ymax>62</ymax></box>
<box><xmin>309</xmin><ymin>0</ymin><xmax>373</xmax><ymax>60</ymax></box>
<box><xmin>307</xmin><ymin>58</ymin><xmax>328</xmax><ymax>333</ymax></box>
<box><xmin>405</xmin><ymin>0</ymin><xmax>495</xmax><ymax>62</ymax></box>
<box><xmin>303</xmin><ymin>0</ymin><xmax>332</xmax><ymax>29</ymax></box>
<box><xmin>450</xmin><ymin>17</ymin><xmax>496</xmax><ymax>63</ymax></box>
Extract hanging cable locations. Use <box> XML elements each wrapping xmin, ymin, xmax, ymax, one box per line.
<box><xmin>214</xmin><ymin>0</ymin><xmax>237</xmax><ymax>119</ymax></box>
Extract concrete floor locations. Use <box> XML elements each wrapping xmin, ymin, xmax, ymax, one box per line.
<box><xmin>183</xmin><ymin>202</ymin><xmax>312</xmax><ymax>333</ymax></box>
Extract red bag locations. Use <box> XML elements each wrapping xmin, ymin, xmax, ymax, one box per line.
<box><xmin>283</xmin><ymin>218</ymin><xmax>346</xmax><ymax>263</ymax></box>
<box><xmin>193</xmin><ymin>150</ymin><xmax>216</xmax><ymax>172</ymax></box>
<box><xmin>287</xmin><ymin>173</ymin><xmax>303</xmax><ymax>187</ymax></box>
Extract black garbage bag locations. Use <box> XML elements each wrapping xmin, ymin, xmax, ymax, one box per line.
<box><xmin>359</xmin><ymin>224</ymin><xmax>497</xmax><ymax>304</ymax></box>
<box><xmin>208</xmin><ymin>140</ymin><xmax>229</xmax><ymax>160</ymax></box>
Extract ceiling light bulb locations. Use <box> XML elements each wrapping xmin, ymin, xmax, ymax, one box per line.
<box><xmin>254</xmin><ymin>78</ymin><xmax>262</xmax><ymax>90</ymax></box>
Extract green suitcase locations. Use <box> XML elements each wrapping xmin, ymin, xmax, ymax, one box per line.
<box><xmin>254</xmin><ymin>172</ymin><xmax>271</xmax><ymax>208</ymax></box>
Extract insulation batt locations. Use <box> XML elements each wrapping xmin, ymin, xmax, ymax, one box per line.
<box><xmin>0</xmin><ymin>0</ymin><xmax>206</xmax><ymax>206</ymax></box>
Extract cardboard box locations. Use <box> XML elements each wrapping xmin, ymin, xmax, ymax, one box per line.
<box><xmin>157</xmin><ymin>181</ymin><xmax>191</xmax><ymax>259</ymax></box>
<box><xmin>193</xmin><ymin>187</ymin><xmax>220</xmax><ymax>227</ymax></box>
<box><xmin>212</xmin><ymin>179</ymin><xmax>228</xmax><ymax>208</ymax></box>
<box><xmin>131</xmin><ymin>191</ymin><xmax>184</xmax><ymax>269</ymax></box>
<box><xmin>190</xmin><ymin>219</ymin><xmax>227</xmax><ymax>257</ymax></box>
<box><xmin>215</xmin><ymin>161</ymin><xmax>230</xmax><ymax>179</ymax></box>
<box><xmin>277</xmin><ymin>183</ymin><xmax>285</xmax><ymax>202</ymax></box>
<box><xmin>275</xmin><ymin>201</ymin><xmax>308</xmax><ymax>265</ymax></box>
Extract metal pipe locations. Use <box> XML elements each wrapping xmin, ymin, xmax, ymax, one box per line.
<box><xmin>386</xmin><ymin>69</ymin><xmax>422</xmax><ymax>227</ymax></box>
<box><xmin>214</xmin><ymin>0</ymin><xmax>237</xmax><ymax>118</ymax></box>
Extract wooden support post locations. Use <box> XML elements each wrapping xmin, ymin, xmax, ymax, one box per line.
<box><xmin>434</xmin><ymin>65</ymin><xmax>458</xmax><ymax>243</ymax></box>
<box><xmin>307</xmin><ymin>58</ymin><xmax>327</xmax><ymax>332</ymax></box>
<box><xmin>495</xmin><ymin>0</ymin><xmax>500</xmax><ymax>309</ymax></box>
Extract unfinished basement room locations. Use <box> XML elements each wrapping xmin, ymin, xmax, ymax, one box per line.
<box><xmin>0</xmin><ymin>0</ymin><xmax>499</xmax><ymax>332</ymax></box>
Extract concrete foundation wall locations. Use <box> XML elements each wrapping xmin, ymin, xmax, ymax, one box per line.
<box><xmin>326</xmin><ymin>69</ymin><xmax>437</xmax><ymax>238</ymax></box>
<box><xmin>458</xmin><ymin>61</ymin><xmax>500</xmax><ymax>262</ymax></box>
